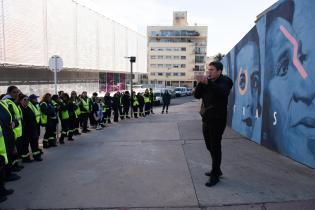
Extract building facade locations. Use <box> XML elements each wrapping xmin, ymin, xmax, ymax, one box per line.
<box><xmin>147</xmin><ymin>11</ymin><xmax>207</xmax><ymax>88</ymax></box>
<box><xmin>0</xmin><ymin>0</ymin><xmax>147</xmax><ymax>96</ymax></box>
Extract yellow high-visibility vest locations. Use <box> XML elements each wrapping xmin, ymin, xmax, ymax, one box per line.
<box><xmin>28</xmin><ymin>102</ymin><xmax>41</xmax><ymax>124</ymax></box>
<box><xmin>0</xmin><ymin>125</ymin><xmax>8</xmax><ymax>165</ymax></box>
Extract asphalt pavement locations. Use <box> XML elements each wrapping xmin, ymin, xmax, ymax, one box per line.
<box><xmin>2</xmin><ymin>96</ymin><xmax>315</xmax><ymax>210</ymax></box>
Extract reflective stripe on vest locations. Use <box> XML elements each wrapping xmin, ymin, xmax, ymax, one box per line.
<box><xmin>0</xmin><ymin>125</ymin><xmax>8</xmax><ymax>165</ymax></box>
<box><xmin>28</xmin><ymin>102</ymin><xmax>41</xmax><ymax>124</ymax></box>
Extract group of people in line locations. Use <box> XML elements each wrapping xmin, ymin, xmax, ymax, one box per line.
<box><xmin>0</xmin><ymin>85</ymin><xmax>172</xmax><ymax>202</ymax></box>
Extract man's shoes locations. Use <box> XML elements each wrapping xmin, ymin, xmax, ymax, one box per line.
<box><xmin>59</xmin><ymin>140</ymin><xmax>65</xmax><ymax>144</ymax></box>
<box><xmin>161</xmin><ymin>111</ymin><xmax>164</xmax><ymax>114</ymax></box>
<box><xmin>166</xmin><ymin>111</ymin><xmax>168</xmax><ymax>114</ymax></box>
<box><xmin>205</xmin><ymin>170</ymin><xmax>223</xmax><ymax>177</ymax></box>
<box><xmin>68</xmin><ymin>137</ymin><xmax>74</xmax><ymax>141</ymax></box>
<box><xmin>205</xmin><ymin>176</ymin><xmax>220</xmax><ymax>187</ymax></box>
<box><xmin>5</xmin><ymin>173</ymin><xmax>21</xmax><ymax>182</ymax></box>
<box><xmin>0</xmin><ymin>188</ymin><xmax>14</xmax><ymax>196</ymax></box>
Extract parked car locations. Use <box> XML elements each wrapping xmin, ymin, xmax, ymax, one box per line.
<box><xmin>174</xmin><ymin>87</ymin><xmax>188</xmax><ymax>97</ymax></box>
<box><xmin>153</xmin><ymin>89</ymin><xmax>163</xmax><ymax>105</ymax></box>
<box><xmin>186</xmin><ymin>88</ymin><xmax>193</xmax><ymax>96</ymax></box>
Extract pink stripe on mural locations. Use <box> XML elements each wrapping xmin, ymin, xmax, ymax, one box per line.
<box><xmin>280</xmin><ymin>25</ymin><xmax>308</xmax><ymax>79</ymax></box>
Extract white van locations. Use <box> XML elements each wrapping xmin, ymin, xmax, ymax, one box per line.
<box><xmin>174</xmin><ymin>87</ymin><xmax>187</xmax><ymax>97</ymax></box>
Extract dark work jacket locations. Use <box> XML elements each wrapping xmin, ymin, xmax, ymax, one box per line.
<box><xmin>194</xmin><ymin>74</ymin><xmax>233</xmax><ymax>122</ymax></box>
<box><xmin>122</xmin><ymin>94</ymin><xmax>130</xmax><ymax>107</ymax></box>
<box><xmin>162</xmin><ymin>92</ymin><xmax>171</xmax><ymax>105</ymax></box>
<box><xmin>137</xmin><ymin>95</ymin><xmax>144</xmax><ymax>107</ymax></box>
<box><xmin>20</xmin><ymin>105</ymin><xmax>38</xmax><ymax>138</ymax></box>
<box><xmin>104</xmin><ymin>96</ymin><xmax>112</xmax><ymax>109</ymax></box>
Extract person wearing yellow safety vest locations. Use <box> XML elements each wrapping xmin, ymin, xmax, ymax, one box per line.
<box><xmin>0</xmin><ymin>123</ymin><xmax>14</xmax><ymax>202</ymax></box>
<box><xmin>137</xmin><ymin>92</ymin><xmax>145</xmax><ymax>117</ymax></box>
<box><xmin>58</xmin><ymin>93</ymin><xmax>74</xmax><ymax>144</ymax></box>
<box><xmin>78</xmin><ymin>91</ymin><xmax>91</xmax><ymax>133</ymax></box>
<box><xmin>100</xmin><ymin>97</ymin><xmax>107</xmax><ymax>128</ymax></box>
<box><xmin>70</xmin><ymin>91</ymin><xmax>81</xmax><ymax>135</ymax></box>
<box><xmin>19</xmin><ymin>94</ymin><xmax>43</xmax><ymax>162</ymax></box>
<box><xmin>0</xmin><ymin>91</ymin><xmax>21</xmax><ymax>182</ymax></box>
<box><xmin>144</xmin><ymin>89</ymin><xmax>151</xmax><ymax>116</ymax></box>
<box><xmin>131</xmin><ymin>91</ymin><xmax>139</xmax><ymax>118</ymax></box>
<box><xmin>1</xmin><ymin>86</ymin><xmax>24</xmax><ymax>172</ymax></box>
<box><xmin>40</xmin><ymin>93</ymin><xmax>58</xmax><ymax>148</ymax></box>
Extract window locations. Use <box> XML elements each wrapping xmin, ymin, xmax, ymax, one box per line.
<box><xmin>165</xmin><ymin>56</ymin><xmax>172</xmax><ymax>59</ymax></box>
<box><xmin>166</xmin><ymin>48</ymin><xmax>172</xmax><ymax>51</ymax></box>
<box><xmin>180</xmin><ymin>64</ymin><xmax>186</xmax><ymax>68</ymax></box>
<box><xmin>174</xmin><ymin>48</ymin><xmax>180</xmax><ymax>51</ymax></box>
<box><xmin>173</xmin><ymin>72</ymin><xmax>179</xmax><ymax>76</ymax></box>
<box><xmin>181</xmin><ymin>56</ymin><xmax>186</xmax><ymax>60</ymax></box>
<box><xmin>181</xmin><ymin>47</ymin><xmax>186</xmax><ymax>51</ymax></box>
<box><xmin>158</xmin><ymin>55</ymin><xmax>163</xmax><ymax>59</ymax></box>
<box><xmin>165</xmin><ymin>64</ymin><xmax>172</xmax><ymax>68</ymax></box>
<box><xmin>173</xmin><ymin>64</ymin><xmax>179</xmax><ymax>68</ymax></box>
<box><xmin>180</xmin><ymin>73</ymin><xmax>186</xmax><ymax>76</ymax></box>
<box><xmin>158</xmin><ymin>72</ymin><xmax>163</xmax><ymax>76</ymax></box>
<box><xmin>158</xmin><ymin>64</ymin><xmax>164</xmax><ymax>68</ymax></box>
<box><xmin>150</xmin><ymin>72</ymin><xmax>155</xmax><ymax>76</ymax></box>
<box><xmin>151</xmin><ymin>48</ymin><xmax>155</xmax><ymax>51</ymax></box>
<box><xmin>166</xmin><ymin>73</ymin><xmax>171</xmax><ymax>76</ymax></box>
<box><xmin>195</xmin><ymin>56</ymin><xmax>205</xmax><ymax>63</ymax></box>
<box><xmin>158</xmin><ymin>48</ymin><xmax>163</xmax><ymax>51</ymax></box>
<box><xmin>174</xmin><ymin>56</ymin><xmax>179</xmax><ymax>60</ymax></box>
<box><xmin>150</xmin><ymin>55</ymin><xmax>156</xmax><ymax>59</ymax></box>
<box><xmin>150</xmin><ymin>64</ymin><xmax>157</xmax><ymax>68</ymax></box>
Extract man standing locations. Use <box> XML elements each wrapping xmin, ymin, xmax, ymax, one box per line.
<box><xmin>194</xmin><ymin>61</ymin><xmax>233</xmax><ymax>187</ymax></box>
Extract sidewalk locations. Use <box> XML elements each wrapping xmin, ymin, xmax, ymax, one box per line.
<box><xmin>2</xmin><ymin>97</ymin><xmax>315</xmax><ymax>209</ymax></box>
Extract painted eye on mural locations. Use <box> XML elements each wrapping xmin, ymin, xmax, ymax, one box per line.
<box><xmin>239</xmin><ymin>73</ymin><xmax>246</xmax><ymax>90</ymax></box>
<box><xmin>251</xmin><ymin>72</ymin><xmax>260</xmax><ymax>90</ymax></box>
<box><xmin>276</xmin><ymin>57</ymin><xmax>289</xmax><ymax>77</ymax></box>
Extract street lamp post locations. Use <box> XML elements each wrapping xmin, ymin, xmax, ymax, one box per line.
<box><xmin>125</xmin><ymin>56</ymin><xmax>136</xmax><ymax>117</ymax></box>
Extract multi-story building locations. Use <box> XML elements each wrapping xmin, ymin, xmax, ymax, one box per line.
<box><xmin>147</xmin><ymin>11</ymin><xmax>207</xmax><ymax>88</ymax></box>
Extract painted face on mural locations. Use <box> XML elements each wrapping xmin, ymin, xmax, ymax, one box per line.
<box><xmin>265</xmin><ymin>17</ymin><xmax>315</xmax><ymax>164</ymax></box>
<box><xmin>232</xmin><ymin>41</ymin><xmax>261</xmax><ymax>141</ymax></box>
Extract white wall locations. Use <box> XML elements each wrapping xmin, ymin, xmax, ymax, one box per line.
<box><xmin>0</xmin><ymin>0</ymin><xmax>147</xmax><ymax>73</ymax></box>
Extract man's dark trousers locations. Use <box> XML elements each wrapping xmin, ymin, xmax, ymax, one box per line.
<box><xmin>202</xmin><ymin>117</ymin><xmax>226</xmax><ymax>176</ymax></box>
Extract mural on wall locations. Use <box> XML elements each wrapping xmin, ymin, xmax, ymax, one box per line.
<box><xmin>262</xmin><ymin>0</ymin><xmax>315</xmax><ymax>168</ymax></box>
<box><xmin>232</xmin><ymin>26</ymin><xmax>263</xmax><ymax>143</ymax></box>
<box><xmin>223</xmin><ymin>0</ymin><xmax>315</xmax><ymax>168</ymax></box>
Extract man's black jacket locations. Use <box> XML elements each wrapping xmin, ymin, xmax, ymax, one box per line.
<box><xmin>194</xmin><ymin>74</ymin><xmax>233</xmax><ymax>121</ymax></box>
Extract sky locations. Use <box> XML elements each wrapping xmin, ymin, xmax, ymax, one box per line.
<box><xmin>76</xmin><ymin>0</ymin><xmax>278</xmax><ymax>56</ymax></box>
